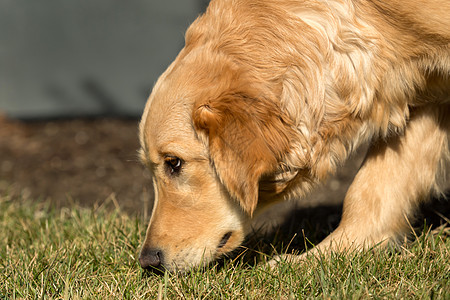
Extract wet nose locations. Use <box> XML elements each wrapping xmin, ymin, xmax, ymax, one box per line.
<box><xmin>139</xmin><ymin>248</ymin><xmax>164</xmax><ymax>269</ymax></box>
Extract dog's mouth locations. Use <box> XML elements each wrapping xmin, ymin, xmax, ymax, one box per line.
<box><xmin>217</xmin><ymin>231</ymin><xmax>233</xmax><ymax>249</ymax></box>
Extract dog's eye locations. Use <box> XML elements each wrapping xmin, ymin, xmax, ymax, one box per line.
<box><xmin>164</xmin><ymin>156</ymin><xmax>183</xmax><ymax>175</ymax></box>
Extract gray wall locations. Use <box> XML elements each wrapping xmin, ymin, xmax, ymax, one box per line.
<box><xmin>0</xmin><ymin>0</ymin><xmax>206</xmax><ymax>119</ymax></box>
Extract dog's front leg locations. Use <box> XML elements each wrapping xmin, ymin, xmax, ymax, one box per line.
<box><xmin>317</xmin><ymin>106</ymin><xmax>449</xmax><ymax>253</ymax></box>
<box><xmin>271</xmin><ymin>106</ymin><xmax>449</xmax><ymax>266</ymax></box>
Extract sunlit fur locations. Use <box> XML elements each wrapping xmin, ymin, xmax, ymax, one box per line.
<box><xmin>139</xmin><ymin>0</ymin><xmax>449</xmax><ymax>271</ymax></box>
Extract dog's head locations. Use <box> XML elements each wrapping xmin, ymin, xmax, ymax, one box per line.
<box><xmin>137</xmin><ymin>46</ymin><xmax>304</xmax><ymax>271</ymax></box>
<box><xmin>137</xmin><ymin>0</ymin><xmax>387</xmax><ymax>272</ymax></box>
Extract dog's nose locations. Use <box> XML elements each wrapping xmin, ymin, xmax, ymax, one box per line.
<box><xmin>139</xmin><ymin>248</ymin><xmax>163</xmax><ymax>269</ymax></box>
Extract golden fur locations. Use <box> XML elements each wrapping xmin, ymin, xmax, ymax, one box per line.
<box><xmin>138</xmin><ymin>0</ymin><xmax>450</xmax><ymax>271</ymax></box>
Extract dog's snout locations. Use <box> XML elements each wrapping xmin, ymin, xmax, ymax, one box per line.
<box><xmin>139</xmin><ymin>248</ymin><xmax>163</xmax><ymax>270</ymax></box>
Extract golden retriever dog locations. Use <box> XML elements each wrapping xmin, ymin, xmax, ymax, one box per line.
<box><xmin>138</xmin><ymin>0</ymin><xmax>450</xmax><ymax>271</ymax></box>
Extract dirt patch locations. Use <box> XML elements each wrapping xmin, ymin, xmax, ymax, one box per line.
<box><xmin>0</xmin><ymin>116</ymin><xmax>153</xmax><ymax>213</ymax></box>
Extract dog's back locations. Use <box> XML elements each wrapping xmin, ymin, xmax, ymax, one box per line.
<box><xmin>372</xmin><ymin>0</ymin><xmax>450</xmax><ymax>39</ymax></box>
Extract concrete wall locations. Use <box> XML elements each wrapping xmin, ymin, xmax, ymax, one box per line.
<box><xmin>0</xmin><ymin>0</ymin><xmax>206</xmax><ymax>119</ymax></box>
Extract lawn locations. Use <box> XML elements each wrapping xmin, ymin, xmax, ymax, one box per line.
<box><xmin>1</xmin><ymin>192</ymin><xmax>449</xmax><ymax>299</ymax></box>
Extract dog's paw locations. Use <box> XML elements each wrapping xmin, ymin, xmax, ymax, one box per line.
<box><xmin>266</xmin><ymin>255</ymin><xmax>283</xmax><ymax>270</ymax></box>
<box><xmin>266</xmin><ymin>253</ymin><xmax>306</xmax><ymax>270</ymax></box>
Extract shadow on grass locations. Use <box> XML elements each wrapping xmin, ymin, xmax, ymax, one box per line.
<box><xmin>231</xmin><ymin>204</ymin><xmax>343</xmax><ymax>269</ymax></box>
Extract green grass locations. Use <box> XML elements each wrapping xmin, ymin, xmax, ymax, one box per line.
<box><xmin>1</xmin><ymin>192</ymin><xmax>449</xmax><ymax>299</ymax></box>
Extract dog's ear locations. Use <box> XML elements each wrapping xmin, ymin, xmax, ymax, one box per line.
<box><xmin>193</xmin><ymin>91</ymin><xmax>294</xmax><ymax>215</ymax></box>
